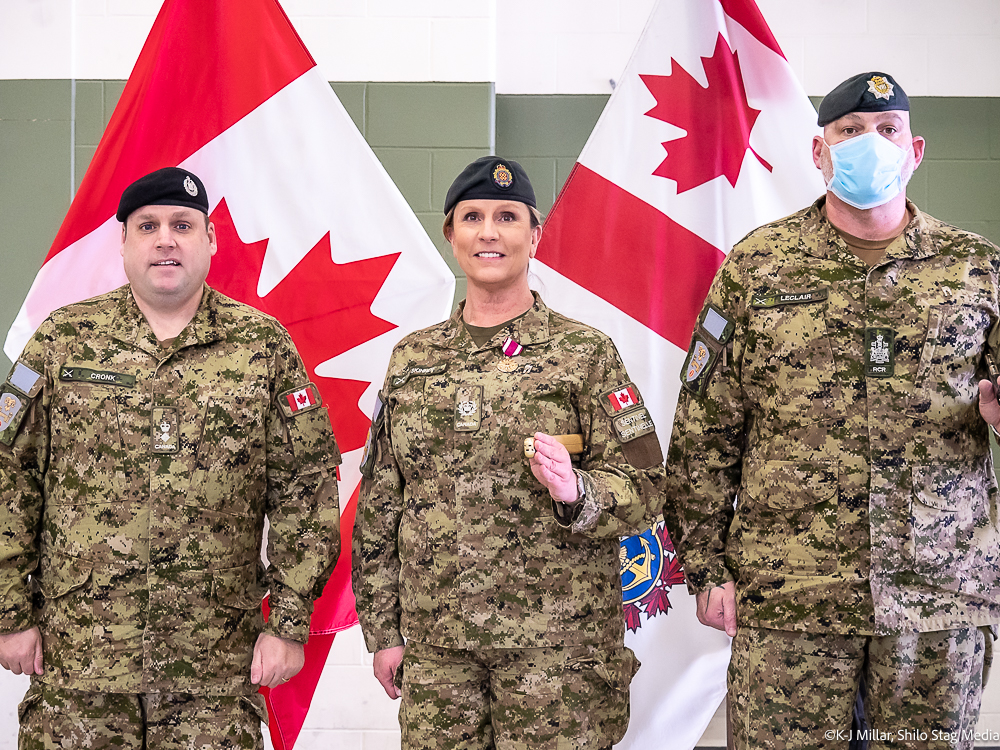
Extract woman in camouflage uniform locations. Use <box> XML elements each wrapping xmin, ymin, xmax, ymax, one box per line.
<box><xmin>352</xmin><ymin>157</ymin><xmax>666</xmax><ymax>749</ymax></box>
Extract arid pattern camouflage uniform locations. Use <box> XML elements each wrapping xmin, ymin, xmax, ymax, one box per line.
<box><xmin>664</xmin><ymin>198</ymin><xmax>1000</xmax><ymax>634</ymax></box>
<box><xmin>353</xmin><ymin>293</ymin><xmax>664</xmax><ymax>748</ymax></box>
<box><xmin>17</xmin><ymin>682</ymin><xmax>269</xmax><ymax>750</ymax></box>
<box><xmin>729</xmin><ymin>625</ymin><xmax>990</xmax><ymax>750</ymax></box>
<box><xmin>0</xmin><ymin>285</ymin><xmax>341</xmax><ymax>701</ymax></box>
<box><xmin>664</xmin><ymin>198</ymin><xmax>1000</xmax><ymax>748</ymax></box>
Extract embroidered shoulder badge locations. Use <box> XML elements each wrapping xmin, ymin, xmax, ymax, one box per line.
<box><xmin>278</xmin><ymin>383</ymin><xmax>323</xmax><ymax>418</ymax></box>
<box><xmin>600</xmin><ymin>382</ymin><xmax>644</xmax><ymax>417</ymax></box>
<box><xmin>681</xmin><ymin>304</ymin><xmax>735</xmax><ymax>397</ymax></box>
<box><xmin>1</xmin><ymin>362</ymin><xmax>43</xmax><ymax>446</ymax></box>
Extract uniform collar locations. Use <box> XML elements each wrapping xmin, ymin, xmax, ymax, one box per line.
<box><xmin>111</xmin><ymin>285</ymin><xmax>224</xmax><ymax>354</ymax></box>
<box><xmin>801</xmin><ymin>196</ymin><xmax>935</xmax><ymax>263</ymax></box>
<box><xmin>439</xmin><ymin>291</ymin><xmax>552</xmax><ymax>352</ymax></box>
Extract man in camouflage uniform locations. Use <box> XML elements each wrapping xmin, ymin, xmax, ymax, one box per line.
<box><xmin>353</xmin><ymin>156</ymin><xmax>665</xmax><ymax>749</ymax></box>
<box><xmin>0</xmin><ymin>168</ymin><xmax>341</xmax><ymax>749</ymax></box>
<box><xmin>664</xmin><ymin>71</ymin><xmax>1000</xmax><ymax>749</ymax></box>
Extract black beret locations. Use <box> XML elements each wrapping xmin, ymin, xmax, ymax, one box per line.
<box><xmin>116</xmin><ymin>167</ymin><xmax>209</xmax><ymax>222</ymax></box>
<box><xmin>817</xmin><ymin>72</ymin><xmax>909</xmax><ymax>127</ymax></box>
<box><xmin>444</xmin><ymin>156</ymin><xmax>535</xmax><ymax>215</ymax></box>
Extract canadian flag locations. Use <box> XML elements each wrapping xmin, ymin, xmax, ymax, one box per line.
<box><xmin>532</xmin><ymin>0</ymin><xmax>824</xmax><ymax>747</ymax></box>
<box><xmin>287</xmin><ymin>386</ymin><xmax>317</xmax><ymax>413</ymax></box>
<box><xmin>2</xmin><ymin>0</ymin><xmax>454</xmax><ymax>747</ymax></box>
<box><xmin>608</xmin><ymin>386</ymin><xmax>638</xmax><ymax>412</ymax></box>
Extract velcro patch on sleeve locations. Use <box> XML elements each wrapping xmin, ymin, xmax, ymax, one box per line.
<box><xmin>680</xmin><ymin>304</ymin><xmax>735</xmax><ymax>397</ymax></box>
<box><xmin>278</xmin><ymin>383</ymin><xmax>323</xmax><ymax>418</ymax></box>
<box><xmin>599</xmin><ymin>382</ymin><xmax>644</xmax><ymax>417</ymax></box>
<box><xmin>612</xmin><ymin>406</ymin><xmax>656</xmax><ymax>443</ymax></box>
<box><xmin>9</xmin><ymin>362</ymin><xmax>43</xmax><ymax>398</ymax></box>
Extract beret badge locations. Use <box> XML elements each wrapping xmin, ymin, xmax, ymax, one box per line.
<box><xmin>866</xmin><ymin>75</ymin><xmax>894</xmax><ymax>101</ymax></box>
<box><xmin>492</xmin><ymin>163</ymin><xmax>514</xmax><ymax>189</ymax></box>
<box><xmin>183</xmin><ymin>175</ymin><xmax>199</xmax><ymax>196</ymax></box>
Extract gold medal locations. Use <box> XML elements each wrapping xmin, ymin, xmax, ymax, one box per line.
<box><xmin>497</xmin><ymin>359</ymin><xmax>518</xmax><ymax>373</ymax></box>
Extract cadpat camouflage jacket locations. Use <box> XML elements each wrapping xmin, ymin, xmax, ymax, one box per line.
<box><xmin>663</xmin><ymin>198</ymin><xmax>1000</xmax><ymax>635</ymax></box>
<box><xmin>0</xmin><ymin>285</ymin><xmax>341</xmax><ymax>694</ymax></box>
<box><xmin>353</xmin><ymin>293</ymin><xmax>665</xmax><ymax>652</ymax></box>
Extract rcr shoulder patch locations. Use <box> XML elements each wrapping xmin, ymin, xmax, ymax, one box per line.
<box><xmin>0</xmin><ymin>391</ymin><xmax>26</xmax><ymax>446</ymax></box>
<box><xmin>278</xmin><ymin>383</ymin><xmax>323</xmax><ymax>418</ymax></box>
<box><xmin>681</xmin><ymin>304</ymin><xmax>735</xmax><ymax>397</ymax></box>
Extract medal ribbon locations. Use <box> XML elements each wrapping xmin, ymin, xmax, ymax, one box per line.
<box><xmin>502</xmin><ymin>337</ymin><xmax>523</xmax><ymax>357</ymax></box>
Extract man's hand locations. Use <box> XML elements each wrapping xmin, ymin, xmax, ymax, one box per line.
<box><xmin>979</xmin><ymin>380</ymin><xmax>1000</xmax><ymax>431</ymax></box>
<box><xmin>696</xmin><ymin>581</ymin><xmax>737</xmax><ymax>637</ymax></box>
<box><xmin>528</xmin><ymin>432</ymin><xmax>578</xmax><ymax>505</ymax></box>
<box><xmin>251</xmin><ymin>633</ymin><xmax>304</xmax><ymax>688</ymax></box>
<box><xmin>0</xmin><ymin>627</ymin><xmax>43</xmax><ymax>676</ymax></box>
<box><xmin>373</xmin><ymin>644</ymin><xmax>405</xmax><ymax>700</ymax></box>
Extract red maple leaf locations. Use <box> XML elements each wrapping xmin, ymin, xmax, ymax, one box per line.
<box><xmin>657</xmin><ymin>522</ymin><xmax>675</xmax><ymax>554</ymax></box>
<box><xmin>644</xmin><ymin>585</ymin><xmax>673</xmax><ymax>618</ymax></box>
<box><xmin>624</xmin><ymin>602</ymin><xmax>643</xmax><ymax>633</ymax></box>
<box><xmin>206</xmin><ymin>198</ymin><xmax>399</xmax><ymax>452</ymax></box>
<box><xmin>640</xmin><ymin>34</ymin><xmax>772</xmax><ymax>193</ymax></box>
<box><xmin>660</xmin><ymin>554</ymin><xmax>686</xmax><ymax>588</ymax></box>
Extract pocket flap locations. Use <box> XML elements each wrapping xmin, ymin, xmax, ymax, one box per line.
<box><xmin>36</xmin><ymin>557</ymin><xmax>92</xmax><ymax>599</ymax></box>
<box><xmin>593</xmin><ymin>646</ymin><xmax>640</xmax><ymax>693</ymax></box>
<box><xmin>912</xmin><ymin>460</ymin><xmax>983</xmax><ymax>512</ymax></box>
<box><xmin>212</xmin><ymin>563</ymin><xmax>264</xmax><ymax>610</ymax></box>
<box><xmin>743</xmin><ymin>459</ymin><xmax>837</xmax><ymax>509</ymax></box>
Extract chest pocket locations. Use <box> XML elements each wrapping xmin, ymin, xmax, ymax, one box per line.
<box><xmin>47</xmin><ymin>382</ymin><xmax>125</xmax><ymax>505</ymax></box>
<box><xmin>743</xmin><ymin>299</ymin><xmax>836</xmax><ymax>422</ymax></box>
<box><xmin>190</xmin><ymin>395</ymin><xmax>266</xmax><ymax>516</ymax></box>
<box><xmin>909</xmin><ymin>301</ymin><xmax>991</xmax><ymax>424</ymax></box>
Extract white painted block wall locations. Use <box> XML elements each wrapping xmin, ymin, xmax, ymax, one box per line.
<box><xmin>3</xmin><ymin>1</ymin><xmax>1000</xmax><ymax>748</ymax></box>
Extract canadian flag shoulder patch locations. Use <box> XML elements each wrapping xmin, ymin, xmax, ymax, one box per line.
<box><xmin>279</xmin><ymin>382</ymin><xmax>323</xmax><ymax>418</ymax></box>
<box><xmin>599</xmin><ymin>382</ymin><xmax>643</xmax><ymax>416</ymax></box>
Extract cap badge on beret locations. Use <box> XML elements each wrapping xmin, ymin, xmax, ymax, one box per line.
<box><xmin>867</xmin><ymin>75</ymin><xmax>894</xmax><ymax>101</ymax></box>
<box><xmin>183</xmin><ymin>176</ymin><xmax>199</xmax><ymax>197</ymax></box>
<box><xmin>492</xmin><ymin>163</ymin><xmax>514</xmax><ymax>189</ymax></box>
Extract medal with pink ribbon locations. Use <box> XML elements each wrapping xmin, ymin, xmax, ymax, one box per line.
<box><xmin>497</xmin><ymin>336</ymin><xmax>522</xmax><ymax>372</ymax></box>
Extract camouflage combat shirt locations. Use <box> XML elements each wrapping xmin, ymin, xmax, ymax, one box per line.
<box><xmin>0</xmin><ymin>285</ymin><xmax>342</xmax><ymax>694</ymax></box>
<box><xmin>664</xmin><ymin>198</ymin><xmax>1000</xmax><ymax>636</ymax></box>
<box><xmin>353</xmin><ymin>293</ymin><xmax>665</xmax><ymax>652</ymax></box>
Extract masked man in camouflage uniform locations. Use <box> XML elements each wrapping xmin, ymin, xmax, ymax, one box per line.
<box><xmin>0</xmin><ymin>168</ymin><xmax>341</xmax><ymax>749</ymax></box>
<box><xmin>664</xmin><ymin>71</ymin><xmax>1000</xmax><ymax>749</ymax></box>
<box><xmin>353</xmin><ymin>156</ymin><xmax>666</xmax><ymax>749</ymax></box>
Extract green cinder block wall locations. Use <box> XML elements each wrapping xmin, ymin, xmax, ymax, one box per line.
<box><xmin>0</xmin><ymin>80</ymin><xmax>495</xmax><ymax>377</ymax></box>
<box><xmin>3</xmin><ymin>81</ymin><xmax>1000</xmax><ymax>381</ymax></box>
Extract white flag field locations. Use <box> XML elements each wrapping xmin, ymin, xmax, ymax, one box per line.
<box><xmin>533</xmin><ymin>0</ymin><xmax>825</xmax><ymax>747</ymax></box>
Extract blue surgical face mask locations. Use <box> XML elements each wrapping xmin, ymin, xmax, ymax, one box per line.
<box><xmin>825</xmin><ymin>132</ymin><xmax>908</xmax><ymax>209</ymax></box>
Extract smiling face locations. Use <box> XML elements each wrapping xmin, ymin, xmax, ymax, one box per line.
<box><xmin>120</xmin><ymin>205</ymin><xmax>217</xmax><ymax>313</ymax></box>
<box><xmin>446</xmin><ymin>199</ymin><xmax>541</xmax><ymax>294</ymax></box>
